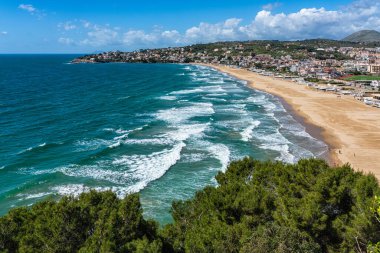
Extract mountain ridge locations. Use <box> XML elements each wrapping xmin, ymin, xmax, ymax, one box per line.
<box><xmin>342</xmin><ymin>30</ymin><xmax>380</xmax><ymax>43</ymax></box>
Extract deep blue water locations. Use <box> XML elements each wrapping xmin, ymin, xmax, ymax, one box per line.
<box><xmin>0</xmin><ymin>55</ymin><xmax>327</xmax><ymax>223</ymax></box>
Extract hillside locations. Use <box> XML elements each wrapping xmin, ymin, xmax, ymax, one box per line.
<box><xmin>342</xmin><ymin>30</ymin><xmax>380</xmax><ymax>43</ymax></box>
<box><xmin>1</xmin><ymin>158</ymin><xmax>380</xmax><ymax>252</ymax></box>
<box><xmin>73</xmin><ymin>39</ymin><xmax>356</xmax><ymax>64</ymax></box>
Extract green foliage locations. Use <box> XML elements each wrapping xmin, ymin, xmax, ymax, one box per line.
<box><xmin>162</xmin><ymin>158</ymin><xmax>380</xmax><ymax>253</ymax></box>
<box><xmin>344</xmin><ymin>75</ymin><xmax>380</xmax><ymax>81</ymax></box>
<box><xmin>305</xmin><ymin>77</ymin><xmax>320</xmax><ymax>83</ymax></box>
<box><xmin>368</xmin><ymin>196</ymin><xmax>380</xmax><ymax>252</ymax></box>
<box><xmin>0</xmin><ymin>158</ymin><xmax>379</xmax><ymax>252</ymax></box>
<box><xmin>0</xmin><ymin>191</ymin><xmax>161</xmax><ymax>253</ymax></box>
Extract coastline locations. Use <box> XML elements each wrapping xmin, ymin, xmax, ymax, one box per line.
<box><xmin>278</xmin><ymin>96</ymin><xmax>334</xmax><ymax>164</ymax></box>
<box><xmin>200</xmin><ymin>63</ymin><xmax>380</xmax><ymax>180</ymax></box>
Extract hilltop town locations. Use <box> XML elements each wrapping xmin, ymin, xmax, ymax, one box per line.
<box><xmin>73</xmin><ymin>39</ymin><xmax>380</xmax><ymax>107</ymax></box>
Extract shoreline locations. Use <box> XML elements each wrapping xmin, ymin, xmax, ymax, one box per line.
<box><xmin>199</xmin><ymin>63</ymin><xmax>380</xmax><ymax>179</ymax></box>
<box><xmin>277</xmin><ymin>96</ymin><xmax>334</xmax><ymax>164</ymax></box>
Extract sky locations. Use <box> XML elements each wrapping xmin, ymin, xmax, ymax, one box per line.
<box><xmin>0</xmin><ymin>0</ymin><xmax>379</xmax><ymax>53</ymax></box>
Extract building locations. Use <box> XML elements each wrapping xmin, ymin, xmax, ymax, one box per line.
<box><xmin>369</xmin><ymin>65</ymin><xmax>380</xmax><ymax>74</ymax></box>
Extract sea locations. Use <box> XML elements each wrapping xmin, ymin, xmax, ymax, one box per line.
<box><xmin>0</xmin><ymin>55</ymin><xmax>328</xmax><ymax>223</ymax></box>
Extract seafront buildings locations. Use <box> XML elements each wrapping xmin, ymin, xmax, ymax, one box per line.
<box><xmin>73</xmin><ymin>41</ymin><xmax>380</xmax><ymax>107</ymax></box>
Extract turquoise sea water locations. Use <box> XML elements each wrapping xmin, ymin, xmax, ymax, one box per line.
<box><xmin>0</xmin><ymin>55</ymin><xmax>327</xmax><ymax>223</ymax></box>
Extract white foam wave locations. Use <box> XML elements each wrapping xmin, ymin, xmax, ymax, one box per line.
<box><xmin>255</xmin><ymin>130</ymin><xmax>295</xmax><ymax>163</ymax></box>
<box><xmin>51</xmin><ymin>184</ymin><xmax>130</xmax><ymax>198</ymax></box>
<box><xmin>155</xmin><ymin>102</ymin><xmax>214</xmax><ymax>125</ymax></box>
<box><xmin>208</xmin><ymin>80</ymin><xmax>225</xmax><ymax>84</ymax></box>
<box><xmin>206</xmin><ymin>93</ymin><xmax>228</xmax><ymax>97</ymax></box>
<box><xmin>117</xmin><ymin>96</ymin><xmax>130</xmax><ymax>100</ymax></box>
<box><xmin>17</xmin><ymin>192</ymin><xmax>50</xmax><ymax>200</ymax></box>
<box><xmin>217</xmin><ymin>106</ymin><xmax>248</xmax><ymax>115</ymax></box>
<box><xmin>114</xmin><ymin>133</ymin><xmax>129</xmax><ymax>140</ymax></box>
<box><xmin>241</xmin><ymin>120</ymin><xmax>261</xmax><ymax>141</ymax></box>
<box><xmin>108</xmin><ymin>140</ymin><xmax>122</xmax><ymax>148</ymax></box>
<box><xmin>181</xmin><ymin>153</ymin><xmax>207</xmax><ymax>163</ymax></box>
<box><xmin>192</xmin><ymin>77</ymin><xmax>209</xmax><ymax>82</ymax></box>
<box><xmin>112</xmin><ymin>142</ymin><xmax>186</xmax><ymax>192</ymax></box>
<box><xmin>113</xmin><ymin>125</ymin><xmax>146</xmax><ymax>140</ymax></box>
<box><xmin>116</xmin><ymin>128</ymin><xmax>130</xmax><ymax>134</ymax></box>
<box><xmin>18</xmin><ymin>143</ymin><xmax>47</xmax><ymax>154</ymax></box>
<box><xmin>170</xmin><ymin>88</ymin><xmax>203</xmax><ymax>95</ymax></box>
<box><xmin>207</xmin><ymin>144</ymin><xmax>230</xmax><ymax>171</ymax></box>
<box><xmin>162</xmin><ymin>123</ymin><xmax>209</xmax><ymax>142</ymax></box>
<box><xmin>52</xmin><ymin>184</ymin><xmax>90</xmax><ymax>197</ymax></box>
<box><xmin>202</xmin><ymin>97</ymin><xmax>227</xmax><ymax>102</ymax></box>
<box><xmin>123</xmin><ymin>138</ymin><xmax>173</xmax><ymax>145</ymax></box>
<box><xmin>246</xmin><ymin>95</ymin><xmax>267</xmax><ymax>104</ymax></box>
<box><xmin>57</xmin><ymin>123</ymin><xmax>209</xmax><ymax>192</ymax></box>
<box><xmin>246</xmin><ymin>94</ymin><xmax>285</xmax><ymax>113</ymax></box>
<box><xmin>199</xmin><ymin>85</ymin><xmax>226</xmax><ymax>92</ymax></box>
<box><xmin>159</xmin><ymin>95</ymin><xmax>177</xmax><ymax>100</ymax></box>
<box><xmin>74</xmin><ymin>139</ymin><xmax>113</xmax><ymax>151</ymax></box>
<box><xmin>58</xmin><ymin>165</ymin><xmax>131</xmax><ymax>185</ymax></box>
<box><xmin>17</xmin><ymin>167</ymin><xmax>46</xmax><ymax>175</ymax></box>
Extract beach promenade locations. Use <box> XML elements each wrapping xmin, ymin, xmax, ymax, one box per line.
<box><xmin>206</xmin><ymin>64</ymin><xmax>380</xmax><ymax>180</ymax></box>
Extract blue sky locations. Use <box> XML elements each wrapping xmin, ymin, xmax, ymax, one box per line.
<box><xmin>0</xmin><ymin>0</ymin><xmax>378</xmax><ymax>53</ymax></box>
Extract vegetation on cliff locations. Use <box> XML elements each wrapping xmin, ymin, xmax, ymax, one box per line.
<box><xmin>1</xmin><ymin>158</ymin><xmax>379</xmax><ymax>252</ymax></box>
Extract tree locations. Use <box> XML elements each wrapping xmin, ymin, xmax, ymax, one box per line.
<box><xmin>1</xmin><ymin>158</ymin><xmax>379</xmax><ymax>252</ymax></box>
<box><xmin>0</xmin><ymin>191</ymin><xmax>162</xmax><ymax>253</ymax></box>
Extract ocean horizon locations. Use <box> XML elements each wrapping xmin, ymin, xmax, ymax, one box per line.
<box><xmin>0</xmin><ymin>55</ymin><xmax>327</xmax><ymax>223</ymax></box>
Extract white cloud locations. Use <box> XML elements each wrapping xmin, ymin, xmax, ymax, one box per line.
<box><xmin>241</xmin><ymin>8</ymin><xmax>343</xmax><ymax>40</ymax></box>
<box><xmin>241</xmin><ymin>1</ymin><xmax>380</xmax><ymax>40</ymax></box>
<box><xmin>81</xmin><ymin>20</ymin><xmax>91</xmax><ymax>29</ymax></box>
<box><xmin>56</xmin><ymin>0</ymin><xmax>380</xmax><ymax>49</ymax></box>
<box><xmin>185</xmin><ymin>18</ymin><xmax>244</xmax><ymax>43</ymax></box>
<box><xmin>1</xmin><ymin>31</ymin><xmax>7</xmax><ymax>35</ymax></box>
<box><xmin>123</xmin><ymin>30</ymin><xmax>158</xmax><ymax>45</ymax></box>
<box><xmin>262</xmin><ymin>2</ymin><xmax>282</xmax><ymax>11</ymax></box>
<box><xmin>18</xmin><ymin>3</ymin><xmax>45</xmax><ymax>18</ymax></box>
<box><xmin>80</xmin><ymin>26</ymin><xmax>119</xmax><ymax>47</ymax></box>
<box><xmin>58</xmin><ymin>22</ymin><xmax>76</xmax><ymax>31</ymax></box>
<box><xmin>18</xmin><ymin>4</ymin><xmax>36</xmax><ymax>13</ymax></box>
<box><xmin>58</xmin><ymin>37</ymin><xmax>74</xmax><ymax>45</ymax></box>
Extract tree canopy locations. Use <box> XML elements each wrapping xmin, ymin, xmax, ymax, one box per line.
<box><xmin>0</xmin><ymin>158</ymin><xmax>379</xmax><ymax>252</ymax></box>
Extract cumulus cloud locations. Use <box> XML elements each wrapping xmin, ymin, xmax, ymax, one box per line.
<box><xmin>80</xmin><ymin>26</ymin><xmax>120</xmax><ymax>47</ymax></box>
<box><xmin>243</xmin><ymin>1</ymin><xmax>380</xmax><ymax>40</ymax></box>
<box><xmin>57</xmin><ymin>0</ymin><xmax>380</xmax><ymax>49</ymax></box>
<box><xmin>241</xmin><ymin>8</ymin><xmax>343</xmax><ymax>40</ymax></box>
<box><xmin>185</xmin><ymin>18</ymin><xmax>244</xmax><ymax>43</ymax></box>
<box><xmin>1</xmin><ymin>31</ymin><xmax>8</xmax><ymax>35</ymax></box>
<box><xmin>58</xmin><ymin>21</ymin><xmax>121</xmax><ymax>47</ymax></box>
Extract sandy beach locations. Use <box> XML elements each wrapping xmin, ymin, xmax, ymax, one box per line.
<box><xmin>204</xmin><ymin>64</ymin><xmax>380</xmax><ymax>179</ymax></box>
